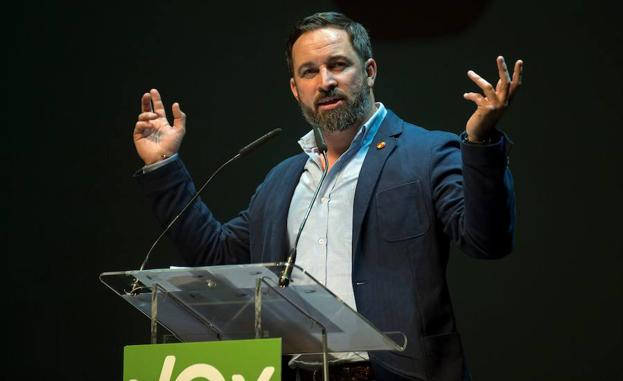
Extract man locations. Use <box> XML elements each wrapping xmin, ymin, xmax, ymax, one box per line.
<box><xmin>133</xmin><ymin>12</ymin><xmax>522</xmax><ymax>381</ymax></box>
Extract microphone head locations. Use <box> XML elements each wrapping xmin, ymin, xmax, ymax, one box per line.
<box><xmin>238</xmin><ymin>128</ymin><xmax>282</xmax><ymax>157</ymax></box>
<box><xmin>312</xmin><ymin>127</ymin><xmax>328</xmax><ymax>153</ymax></box>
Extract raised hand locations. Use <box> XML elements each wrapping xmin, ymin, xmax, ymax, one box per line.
<box><xmin>133</xmin><ymin>88</ymin><xmax>186</xmax><ymax>165</ymax></box>
<box><xmin>463</xmin><ymin>56</ymin><xmax>523</xmax><ymax>142</ymax></box>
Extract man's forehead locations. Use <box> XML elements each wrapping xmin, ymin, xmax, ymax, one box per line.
<box><xmin>292</xmin><ymin>27</ymin><xmax>355</xmax><ymax>65</ymax></box>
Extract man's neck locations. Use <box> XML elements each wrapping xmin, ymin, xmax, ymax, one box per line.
<box><xmin>323</xmin><ymin>127</ymin><xmax>359</xmax><ymax>162</ymax></box>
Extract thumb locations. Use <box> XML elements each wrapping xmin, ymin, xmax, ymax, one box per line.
<box><xmin>172</xmin><ymin>102</ymin><xmax>186</xmax><ymax>130</ymax></box>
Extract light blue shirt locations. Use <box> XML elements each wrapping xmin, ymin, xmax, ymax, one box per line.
<box><xmin>286</xmin><ymin>103</ymin><xmax>387</xmax><ymax>311</ymax></box>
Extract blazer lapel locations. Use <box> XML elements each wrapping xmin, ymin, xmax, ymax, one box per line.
<box><xmin>352</xmin><ymin>111</ymin><xmax>403</xmax><ymax>260</ymax></box>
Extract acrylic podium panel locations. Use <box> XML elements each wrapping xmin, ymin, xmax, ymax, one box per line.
<box><xmin>100</xmin><ymin>263</ymin><xmax>406</xmax><ymax>355</ymax></box>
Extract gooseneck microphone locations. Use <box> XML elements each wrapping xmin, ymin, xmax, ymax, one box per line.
<box><xmin>279</xmin><ymin>126</ymin><xmax>329</xmax><ymax>287</ymax></box>
<box><xmin>130</xmin><ymin>128</ymin><xmax>282</xmax><ymax>294</ymax></box>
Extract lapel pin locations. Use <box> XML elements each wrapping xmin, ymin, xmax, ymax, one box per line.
<box><xmin>376</xmin><ymin>141</ymin><xmax>386</xmax><ymax>150</ymax></box>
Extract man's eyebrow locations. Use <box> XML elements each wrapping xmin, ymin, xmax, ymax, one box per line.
<box><xmin>327</xmin><ymin>54</ymin><xmax>352</xmax><ymax>62</ymax></box>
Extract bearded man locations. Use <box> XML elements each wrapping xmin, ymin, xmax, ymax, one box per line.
<box><xmin>133</xmin><ymin>11</ymin><xmax>522</xmax><ymax>381</ymax></box>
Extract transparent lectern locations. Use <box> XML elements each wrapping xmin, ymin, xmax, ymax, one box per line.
<box><xmin>100</xmin><ymin>263</ymin><xmax>406</xmax><ymax>380</ymax></box>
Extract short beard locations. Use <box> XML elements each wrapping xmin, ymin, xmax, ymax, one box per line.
<box><xmin>298</xmin><ymin>81</ymin><xmax>373</xmax><ymax>133</ymax></box>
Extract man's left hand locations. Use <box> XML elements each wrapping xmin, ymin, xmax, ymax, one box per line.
<box><xmin>463</xmin><ymin>56</ymin><xmax>523</xmax><ymax>142</ymax></box>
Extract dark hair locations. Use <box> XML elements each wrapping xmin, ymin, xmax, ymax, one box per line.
<box><xmin>286</xmin><ymin>12</ymin><xmax>373</xmax><ymax>76</ymax></box>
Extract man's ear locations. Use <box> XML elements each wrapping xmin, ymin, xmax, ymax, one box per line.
<box><xmin>365</xmin><ymin>58</ymin><xmax>377</xmax><ymax>87</ymax></box>
<box><xmin>290</xmin><ymin>78</ymin><xmax>299</xmax><ymax>101</ymax></box>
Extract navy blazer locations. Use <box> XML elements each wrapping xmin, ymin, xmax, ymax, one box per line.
<box><xmin>137</xmin><ymin>110</ymin><xmax>515</xmax><ymax>380</ymax></box>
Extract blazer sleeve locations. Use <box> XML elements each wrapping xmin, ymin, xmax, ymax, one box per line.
<box><xmin>430</xmin><ymin>132</ymin><xmax>515</xmax><ymax>259</ymax></box>
<box><xmin>135</xmin><ymin>157</ymin><xmax>252</xmax><ymax>266</ymax></box>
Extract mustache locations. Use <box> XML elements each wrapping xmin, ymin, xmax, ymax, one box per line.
<box><xmin>314</xmin><ymin>88</ymin><xmax>348</xmax><ymax>106</ymax></box>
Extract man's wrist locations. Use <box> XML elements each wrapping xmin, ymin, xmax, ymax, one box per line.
<box><xmin>144</xmin><ymin>152</ymin><xmax>174</xmax><ymax>165</ymax></box>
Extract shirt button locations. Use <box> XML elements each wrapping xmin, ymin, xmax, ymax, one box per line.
<box><xmin>318</xmin><ymin>238</ymin><xmax>326</xmax><ymax>245</ymax></box>
<box><xmin>321</xmin><ymin>197</ymin><xmax>329</xmax><ymax>203</ymax></box>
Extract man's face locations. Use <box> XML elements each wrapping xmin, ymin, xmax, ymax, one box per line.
<box><xmin>289</xmin><ymin>27</ymin><xmax>377</xmax><ymax>133</ymax></box>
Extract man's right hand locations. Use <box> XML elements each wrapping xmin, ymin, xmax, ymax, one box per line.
<box><xmin>133</xmin><ymin>88</ymin><xmax>186</xmax><ymax>165</ymax></box>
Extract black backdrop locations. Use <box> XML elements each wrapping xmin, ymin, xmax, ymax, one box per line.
<box><xmin>7</xmin><ymin>0</ymin><xmax>622</xmax><ymax>379</ymax></box>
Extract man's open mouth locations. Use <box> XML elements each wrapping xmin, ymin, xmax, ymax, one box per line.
<box><xmin>316</xmin><ymin>96</ymin><xmax>344</xmax><ymax>109</ymax></box>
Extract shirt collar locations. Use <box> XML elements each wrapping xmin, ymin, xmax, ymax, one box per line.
<box><xmin>298</xmin><ymin>102</ymin><xmax>387</xmax><ymax>156</ymax></box>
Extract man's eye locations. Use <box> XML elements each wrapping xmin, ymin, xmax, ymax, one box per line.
<box><xmin>301</xmin><ymin>69</ymin><xmax>316</xmax><ymax>78</ymax></box>
<box><xmin>331</xmin><ymin>62</ymin><xmax>348</xmax><ymax>70</ymax></box>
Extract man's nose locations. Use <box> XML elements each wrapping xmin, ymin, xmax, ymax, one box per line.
<box><xmin>319</xmin><ymin>67</ymin><xmax>337</xmax><ymax>91</ymax></box>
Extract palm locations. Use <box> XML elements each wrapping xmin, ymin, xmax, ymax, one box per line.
<box><xmin>134</xmin><ymin>114</ymin><xmax>174</xmax><ymax>151</ymax></box>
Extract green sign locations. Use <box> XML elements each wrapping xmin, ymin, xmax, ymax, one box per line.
<box><xmin>124</xmin><ymin>338</ymin><xmax>281</xmax><ymax>381</ymax></box>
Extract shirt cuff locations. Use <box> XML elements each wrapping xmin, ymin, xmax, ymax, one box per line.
<box><xmin>142</xmin><ymin>153</ymin><xmax>179</xmax><ymax>173</ymax></box>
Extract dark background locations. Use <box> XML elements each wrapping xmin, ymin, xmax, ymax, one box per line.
<box><xmin>7</xmin><ymin>0</ymin><xmax>622</xmax><ymax>379</ymax></box>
